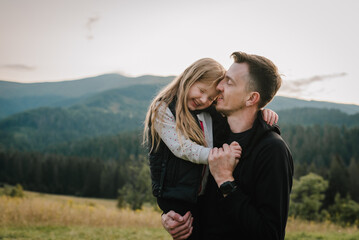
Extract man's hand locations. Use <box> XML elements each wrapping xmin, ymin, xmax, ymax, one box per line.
<box><xmin>262</xmin><ymin>109</ymin><xmax>279</xmax><ymax>126</ymax></box>
<box><xmin>208</xmin><ymin>144</ymin><xmax>238</xmax><ymax>187</ymax></box>
<box><xmin>161</xmin><ymin>211</ymin><xmax>193</xmax><ymax>240</ymax></box>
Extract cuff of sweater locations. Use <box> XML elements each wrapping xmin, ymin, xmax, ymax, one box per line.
<box><xmin>199</xmin><ymin>147</ymin><xmax>211</xmax><ymax>164</ymax></box>
<box><xmin>219</xmin><ymin>187</ymin><xmax>242</xmax><ymax>215</ymax></box>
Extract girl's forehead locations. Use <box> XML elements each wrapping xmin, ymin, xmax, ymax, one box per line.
<box><xmin>202</xmin><ymin>83</ymin><xmax>220</xmax><ymax>96</ymax></box>
<box><xmin>197</xmin><ymin>81</ymin><xmax>216</xmax><ymax>89</ymax></box>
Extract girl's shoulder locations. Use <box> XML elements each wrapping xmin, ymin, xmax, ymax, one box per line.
<box><xmin>155</xmin><ymin>101</ymin><xmax>171</xmax><ymax>115</ymax></box>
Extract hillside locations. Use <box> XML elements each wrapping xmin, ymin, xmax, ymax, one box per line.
<box><xmin>0</xmin><ymin>74</ymin><xmax>173</xmax><ymax>119</ymax></box>
<box><xmin>1</xmin><ymin>74</ymin><xmax>359</xmax><ymax>152</ymax></box>
<box><xmin>277</xmin><ymin>108</ymin><xmax>359</xmax><ymax>127</ymax></box>
<box><xmin>267</xmin><ymin>96</ymin><xmax>359</xmax><ymax>115</ymax></box>
<box><xmin>1</xmin><ymin>73</ymin><xmax>359</xmax><ymax>120</ymax></box>
<box><xmin>0</xmin><ymin>84</ymin><xmax>164</xmax><ymax>151</ymax></box>
<box><xmin>0</xmin><ymin>74</ymin><xmax>174</xmax><ymax>99</ymax></box>
<box><xmin>1</xmin><ymin>96</ymin><xmax>359</xmax><ymax>152</ymax></box>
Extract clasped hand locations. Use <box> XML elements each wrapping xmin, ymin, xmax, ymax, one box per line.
<box><xmin>208</xmin><ymin>141</ymin><xmax>241</xmax><ymax>187</ymax></box>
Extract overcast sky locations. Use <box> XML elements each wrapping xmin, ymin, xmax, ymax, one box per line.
<box><xmin>1</xmin><ymin>0</ymin><xmax>358</xmax><ymax>105</ymax></box>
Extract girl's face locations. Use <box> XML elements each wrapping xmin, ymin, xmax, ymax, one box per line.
<box><xmin>187</xmin><ymin>81</ymin><xmax>219</xmax><ymax>111</ymax></box>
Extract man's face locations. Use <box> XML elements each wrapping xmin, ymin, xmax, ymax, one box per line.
<box><xmin>187</xmin><ymin>81</ymin><xmax>219</xmax><ymax>111</ymax></box>
<box><xmin>216</xmin><ymin>62</ymin><xmax>251</xmax><ymax>115</ymax></box>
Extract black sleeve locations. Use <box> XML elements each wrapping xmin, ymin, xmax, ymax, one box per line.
<box><xmin>219</xmin><ymin>137</ymin><xmax>293</xmax><ymax>240</ymax></box>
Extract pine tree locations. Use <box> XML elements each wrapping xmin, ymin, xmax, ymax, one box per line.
<box><xmin>348</xmin><ymin>158</ymin><xmax>359</xmax><ymax>202</ymax></box>
<box><xmin>324</xmin><ymin>155</ymin><xmax>350</xmax><ymax>208</ymax></box>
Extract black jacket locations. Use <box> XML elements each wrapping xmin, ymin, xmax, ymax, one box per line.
<box><xmin>199</xmin><ymin>111</ymin><xmax>294</xmax><ymax>240</ymax></box>
<box><xmin>148</xmin><ymin>100</ymin><xmax>229</xmax><ymax>203</ymax></box>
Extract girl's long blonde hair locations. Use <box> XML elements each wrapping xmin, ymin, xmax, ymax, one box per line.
<box><xmin>143</xmin><ymin>58</ymin><xmax>226</xmax><ymax>152</ymax></box>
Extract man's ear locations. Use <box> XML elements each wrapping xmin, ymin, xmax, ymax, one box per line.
<box><xmin>246</xmin><ymin>92</ymin><xmax>260</xmax><ymax>107</ymax></box>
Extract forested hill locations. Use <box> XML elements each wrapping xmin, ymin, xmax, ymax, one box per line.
<box><xmin>0</xmin><ymin>84</ymin><xmax>162</xmax><ymax>151</ymax></box>
<box><xmin>1</xmin><ymin>74</ymin><xmax>359</xmax><ymax>152</ymax></box>
<box><xmin>267</xmin><ymin>96</ymin><xmax>359</xmax><ymax>115</ymax></box>
<box><xmin>277</xmin><ymin>108</ymin><xmax>359</xmax><ymax>127</ymax></box>
<box><xmin>0</xmin><ymin>74</ymin><xmax>174</xmax><ymax>99</ymax></box>
<box><xmin>1</xmin><ymin>100</ymin><xmax>359</xmax><ymax>152</ymax></box>
<box><xmin>0</xmin><ymin>74</ymin><xmax>174</xmax><ymax>119</ymax></box>
<box><xmin>1</xmin><ymin>73</ymin><xmax>359</xmax><ymax>120</ymax></box>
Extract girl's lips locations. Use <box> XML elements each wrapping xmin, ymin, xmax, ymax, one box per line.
<box><xmin>190</xmin><ymin>100</ymin><xmax>198</xmax><ymax>109</ymax></box>
<box><xmin>193</xmin><ymin>100</ymin><xmax>200</xmax><ymax>107</ymax></box>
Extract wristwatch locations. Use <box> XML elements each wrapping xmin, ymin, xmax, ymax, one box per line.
<box><xmin>219</xmin><ymin>180</ymin><xmax>238</xmax><ymax>195</ymax></box>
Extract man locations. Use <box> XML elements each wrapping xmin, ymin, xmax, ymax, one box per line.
<box><xmin>162</xmin><ymin>51</ymin><xmax>294</xmax><ymax>240</ymax></box>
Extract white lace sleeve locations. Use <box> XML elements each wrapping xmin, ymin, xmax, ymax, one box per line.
<box><xmin>154</xmin><ymin>105</ymin><xmax>211</xmax><ymax>164</ymax></box>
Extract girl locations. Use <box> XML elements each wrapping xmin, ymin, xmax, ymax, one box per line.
<box><xmin>143</xmin><ymin>58</ymin><xmax>277</xmax><ymax>239</ymax></box>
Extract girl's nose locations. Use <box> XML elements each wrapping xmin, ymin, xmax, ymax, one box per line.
<box><xmin>200</xmin><ymin>95</ymin><xmax>208</xmax><ymax>104</ymax></box>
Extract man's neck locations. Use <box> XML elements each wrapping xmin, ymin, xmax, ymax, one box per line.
<box><xmin>227</xmin><ymin>107</ymin><xmax>258</xmax><ymax>133</ymax></box>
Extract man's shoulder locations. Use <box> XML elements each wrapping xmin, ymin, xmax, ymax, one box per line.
<box><xmin>251</xmin><ymin>130</ymin><xmax>293</xmax><ymax>176</ymax></box>
<box><xmin>262</xmin><ymin>129</ymin><xmax>285</xmax><ymax>143</ymax></box>
<box><xmin>256</xmin><ymin>129</ymin><xmax>291</xmax><ymax>156</ymax></box>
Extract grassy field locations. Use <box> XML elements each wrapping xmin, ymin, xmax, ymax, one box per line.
<box><xmin>0</xmin><ymin>191</ymin><xmax>358</xmax><ymax>240</ymax></box>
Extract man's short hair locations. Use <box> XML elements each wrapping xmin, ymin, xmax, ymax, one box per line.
<box><xmin>231</xmin><ymin>51</ymin><xmax>282</xmax><ymax>109</ymax></box>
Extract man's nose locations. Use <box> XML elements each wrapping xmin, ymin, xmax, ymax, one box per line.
<box><xmin>217</xmin><ymin>79</ymin><xmax>224</xmax><ymax>91</ymax></box>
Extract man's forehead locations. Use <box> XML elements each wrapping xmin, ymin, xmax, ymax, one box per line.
<box><xmin>226</xmin><ymin>62</ymin><xmax>249</xmax><ymax>80</ymax></box>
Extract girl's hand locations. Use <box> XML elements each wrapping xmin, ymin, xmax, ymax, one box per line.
<box><xmin>229</xmin><ymin>141</ymin><xmax>242</xmax><ymax>160</ymax></box>
<box><xmin>262</xmin><ymin>109</ymin><xmax>279</xmax><ymax>126</ymax></box>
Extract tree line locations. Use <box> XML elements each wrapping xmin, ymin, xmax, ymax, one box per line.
<box><xmin>0</xmin><ymin>150</ymin><xmax>155</xmax><ymax>201</ymax></box>
<box><xmin>1</xmin><ymin>124</ymin><xmax>359</xmax><ymax>224</ymax></box>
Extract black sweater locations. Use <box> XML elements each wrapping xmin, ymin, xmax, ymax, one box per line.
<box><xmin>198</xmin><ymin>111</ymin><xmax>294</xmax><ymax>240</ymax></box>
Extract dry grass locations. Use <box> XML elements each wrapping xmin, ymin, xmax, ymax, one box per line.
<box><xmin>0</xmin><ymin>191</ymin><xmax>162</xmax><ymax>228</ymax></box>
<box><xmin>286</xmin><ymin>216</ymin><xmax>358</xmax><ymax>235</ymax></box>
<box><xmin>1</xmin><ymin>191</ymin><xmax>358</xmax><ymax>240</ymax></box>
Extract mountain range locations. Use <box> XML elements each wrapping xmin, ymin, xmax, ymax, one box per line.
<box><xmin>1</xmin><ymin>73</ymin><xmax>359</xmax><ymax>152</ymax></box>
<box><xmin>0</xmin><ymin>74</ymin><xmax>174</xmax><ymax>119</ymax></box>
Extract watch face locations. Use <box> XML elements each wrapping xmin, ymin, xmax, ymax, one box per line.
<box><xmin>220</xmin><ymin>181</ymin><xmax>237</xmax><ymax>194</ymax></box>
